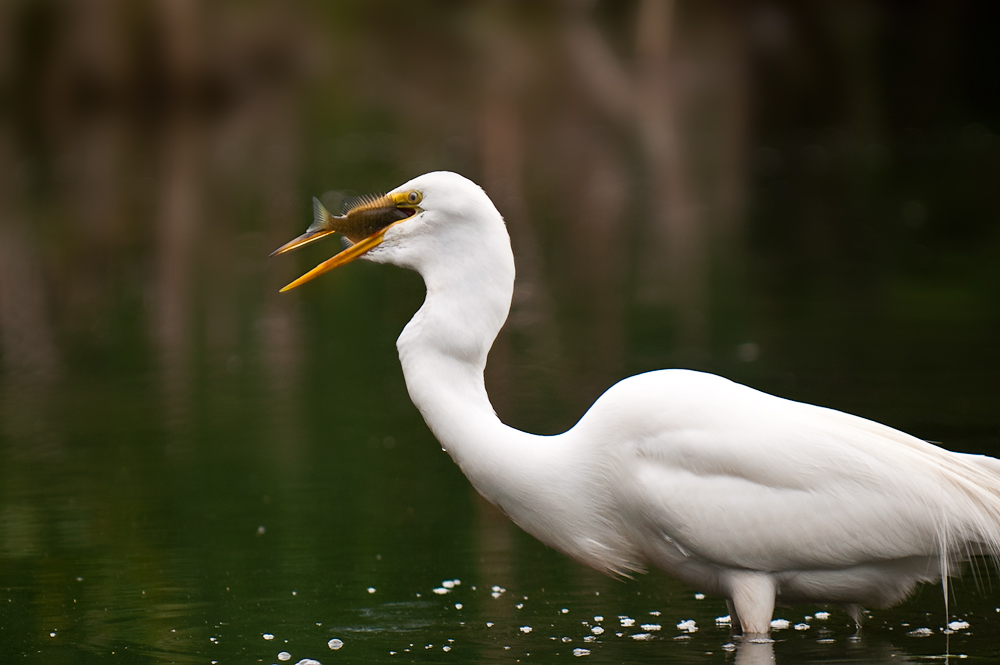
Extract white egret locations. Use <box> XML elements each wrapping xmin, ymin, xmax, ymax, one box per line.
<box><xmin>273</xmin><ymin>171</ymin><xmax>1000</xmax><ymax>637</ymax></box>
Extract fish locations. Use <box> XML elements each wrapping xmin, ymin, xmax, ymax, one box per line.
<box><xmin>270</xmin><ymin>193</ymin><xmax>418</xmax><ymax>257</ymax></box>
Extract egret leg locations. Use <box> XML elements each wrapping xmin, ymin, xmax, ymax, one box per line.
<box><xmin>727</xmin><ymin>599</ymin><xmax>740</xmax><ymax>635</ymax></box>
<box><xmin>728</xmin><ymin>572</ymin><xmax>776</xmax><ymax>638</ymax></box>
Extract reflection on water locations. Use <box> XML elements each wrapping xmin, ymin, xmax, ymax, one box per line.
<box><xmin>2</xmin><ymin>0</ymin><xmax>999</xmax><ymax>663</ymax></box>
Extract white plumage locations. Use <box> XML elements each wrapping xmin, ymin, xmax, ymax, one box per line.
<box><xmin>276</xmin><ymin>171</ymin><xmax>1000</xmax><ymax>636</ymax></box>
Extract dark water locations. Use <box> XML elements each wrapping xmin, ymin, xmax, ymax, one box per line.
<box><xmin>2</xmin><ymin>1</ymin><xmax>1000</xmax><ymax>663</ymax></box>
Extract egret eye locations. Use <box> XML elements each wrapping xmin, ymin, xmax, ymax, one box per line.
<box><xmin>407</xmin><ymin>191</ymin><xmax>421</xmax><ymax>204</ymax></box>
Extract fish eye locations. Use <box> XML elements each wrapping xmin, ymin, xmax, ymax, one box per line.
<box><xmin>407</xmin><ymin>191</ymin><xmax>421</xmax><ymax>204</ymax></box>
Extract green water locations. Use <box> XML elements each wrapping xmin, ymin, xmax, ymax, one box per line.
<box><xmin>3</xmin><ymin>1</ymin><xmax>1000</xmax><ymax>663</ymax></box>
<box><xmin>2</xmin><ymin>215</ymin><xmax>999</xmax><ymax>663</ymax></box>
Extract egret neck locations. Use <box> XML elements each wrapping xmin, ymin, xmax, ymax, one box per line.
<box><xmin>394</xmin><ymin>217</ymin><xmax>538</xmax><ymax>486</ymax></box>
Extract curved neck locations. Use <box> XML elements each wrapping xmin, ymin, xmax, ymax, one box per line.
<box><xmin>392</xmin><ymin>229</ymin><xmax>639</xmax><ymax>576</ymax></box>
<box><xmin>396</xmin><ymin>245</ymin><xmax>520</xmax><ymax>468</ymax></box>
<box><xmin>393</xmin><ymin>224</ymin><xmax>560</xmax><ymax>513</ymax></box>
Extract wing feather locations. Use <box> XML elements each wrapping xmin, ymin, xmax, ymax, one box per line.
<box><xmin>576</xmin><ymin>370</ymin><xmax>1000</xmax><ymax>572</ymax></box>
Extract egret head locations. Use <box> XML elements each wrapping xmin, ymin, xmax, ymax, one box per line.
<box><xmin>273</xmin><ymin>171</ymin><xmax>503</xmax><ymax>292</ymax></box>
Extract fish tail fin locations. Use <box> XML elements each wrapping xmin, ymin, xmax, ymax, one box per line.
<box><xmin>309</xmin><ymin>196</ymin><xmax>332</xmax><ymax>233</ymax></box>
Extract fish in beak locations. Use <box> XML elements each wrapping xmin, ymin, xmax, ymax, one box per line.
<box><xmin>272</xmin><ymin>190</ymin><xmax>422</xmax><ymax>291</ymax></box>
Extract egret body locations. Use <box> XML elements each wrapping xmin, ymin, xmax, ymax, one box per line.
<box><xmin>274</xmin><ymin>171</ymin><xmax>1000</xmax><ymax>636</ymax></box>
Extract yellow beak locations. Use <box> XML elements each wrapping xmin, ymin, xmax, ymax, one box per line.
<box><xmin>269</xmin><ymin>227</ymin><xmax>337</xmax><ymax>257</ymax></box>
<box><xmin>273</xmin><ymin>190</ymin><xmax>419</xmax><ymax>292</ymax></box>
<box><xmin>278</xmin><ymin>229</ymin><xmax>390</xmax><ymax>292</ymax></box>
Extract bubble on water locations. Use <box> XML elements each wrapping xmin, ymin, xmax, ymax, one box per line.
<box><xmin>572</xmin><ymin>648</ymin><xmax>591</xmax><ymax>657</ymax></box>
<box><xmin>649</xmin><ymin>610</ymin><xmax>661</xmax><ymax>616</ymax></box>
<box><xmin>770</xmin><ymin>619</ymin><xmax>790</xmax><ymax>630</ymax></box>
<box><xmin>814</xmin><ymin>611</ymin><xmax>830</xmax><ymax>620</ymax></box>
<box><xmin>640</xmin><ymin>624</ymin><xmax>661</xmax><ymax>631</ymax></box>
<box><xmin>591</xmin><ymin>626</ymin><xmax>604</xmax><ymax>635</ymax></box>
<box><xmin>715</xmin><ymin>615</ymin><xmax>731</xmax><ymax>625</ymax></box>
<box><xmin>583</xmin><ymin>635</ymin><xmax>596</xmax><ymax>642</ymax></box>
<box><xmin>632</xmin><ymin>633</ymin><xmax>654</xmax><ymax>641</ymax></box>
<box><xmin>560</xmin><ymin>608</ymin><xmax>569</xmax><ymax>614</ymax></box>
<box><xmin>694</xmin><ymin>593</ymin><xmax>705</xmax><ymax>600</ymax></box>
<box><xmin>367</xmin><ymin>587</ymin><xmax>376</xmax><ymax>594</ymax></box>
<box><xmin>593</xmin><ymin>615</ymin><xmax>603</xmax><ymax>622</ymax></box>
<box><xmin>278</xmin><ymin>652</ymin><xmax>292</xmax><ymax>661</ymax></box>
<box><xmin>455</xmin><ymin>603</ymin><xmax>463</xmax><ymax>610</ymax></box>
<box><xmin>485</xmin><ymin>622</ymin><xmax>494</xmax><ymax>628</ymax></box>
<box><xmin>794</xmin><ymin>623</ymin><xmax>810</xmax><ymax>631</ymax></box>
<box><xmin>491</xmin><ymin>585</ymin><xmax>505</xmax><ymax>593</ymax></box>
<box><xmin>328</xmin><ymin>638</ymin><xmax>344</xmax><ymax>650</ymax></box>
<box><xmin>561</xmin><ymin>637</ymin><xmax>572</xmax><ymax>643</ymax></box>
<box><xmin>264</xmin><ymin>634</ymin><xmax>275</xmax><ymax>640</ymax></box>
<box><xmin>619</xmin><ymin>617</ymin><xmax>635</xmax><ymax>627</ymax></box>
<box><xmin>433</xmin><ymin>588</ymin><xmax>450</xmax><ymax>595</ymax></box>
<box><xmin>516</xmin><ymin>603</ymin><xmax>524</xmax><ymax>609</ymax></box>
<box><xmin>49</xmin><ymin>632</ymin><xmax>56</xmax><ymax>637</ymax></box>
<box><xmin>442</xmin><ymin>645</ymin><xmax>451</xmax><ymax>652</ymax></box>
<box><xmin>676</xmin><ymin>620</ymin><xmax>697</xmax><ymax>633</ymax></box>
<box><xmin>907</xmin><ymin>627</ymin><xmax>933</xmax><ymax>637</ymax></box>
<box><xmin>519</xmin><ymin>626</ymin><xmax>532</xmax><ymax>634</ymax></box>
<box><xmin>947</xmin><ymin>620</ymin><xmax>970</xmax><ymax>631</ymax></box>
<box><xmin>295</xmin><ymin>660</ymin><xmax>321</xmax><ymax>665</ymax></box>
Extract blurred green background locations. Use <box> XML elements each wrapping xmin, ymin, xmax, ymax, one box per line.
<box><xmin>1</xmin><ymin>1</ymin><xmax>999</xmax><ymax>663</ymax></box>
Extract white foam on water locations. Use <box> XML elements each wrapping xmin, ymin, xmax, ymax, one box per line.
<box><xmin>676</xmin><ymin>620</ymin><xmax>697</xmax><ymax>633</ymax></box>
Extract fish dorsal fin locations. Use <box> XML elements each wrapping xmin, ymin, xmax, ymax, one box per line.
<box><xmin>341</xmin><ymin>193</ymin><xmax>387</xmax><ymax>216</ymax></box>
